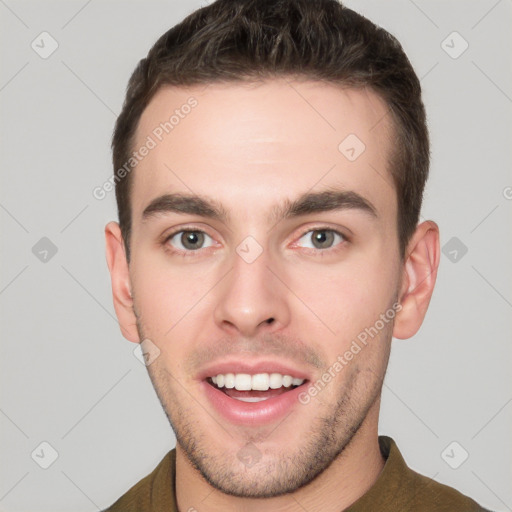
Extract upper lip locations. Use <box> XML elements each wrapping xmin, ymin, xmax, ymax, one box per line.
<box><xmin>196</xmin><ymin>359</ymin><xmax>312</xmax><ymax>382</ymax></box>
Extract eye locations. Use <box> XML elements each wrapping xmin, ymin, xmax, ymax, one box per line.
<box><xmin>295</xmin><ymin>228</ymin><xmax>346</xmax><ymax>251</ymax></box>
<box><xmin>166</xmin><ymin>229</ymin><xmax>215</xmax><ymax>252</ymax></box>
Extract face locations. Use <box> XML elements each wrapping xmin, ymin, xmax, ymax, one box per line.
<box><xmin>126</xmin><ymin>79</ymin><xmax>403</xmax><ymax>497</ymax></box>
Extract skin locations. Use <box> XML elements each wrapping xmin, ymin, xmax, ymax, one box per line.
<box><xmin>105</xmin><ymin>79</ymin><xmax>440</xmax><ymax>512</ymax></box>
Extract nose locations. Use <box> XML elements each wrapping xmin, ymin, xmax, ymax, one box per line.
<box><xmin>213</xmin><ymin>242</ymin><xmax>291</xmax><ymax>337</ymax></box>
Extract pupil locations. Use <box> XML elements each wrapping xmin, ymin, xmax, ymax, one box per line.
<box><xmin>183</xmin><ymin>231</ymin><xmax>203</xmax><ymax>249</ymax></box>
<box><xmin>313</xmin><ymin>230</ymin><xmax>332</xmax><ymax>248</ymax></box>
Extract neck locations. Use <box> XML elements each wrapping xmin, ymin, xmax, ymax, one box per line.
<box><xmin>175</xmin><ymin>399</ymin><xmax>385</xmax><ymax>512</ymax></box>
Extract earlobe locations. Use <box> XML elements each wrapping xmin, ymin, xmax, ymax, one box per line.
<box><xmin>393</xmin><ymin>221</ymin><xmax>440</xmax><ymax>340</ymax></box>
<box><xmin>105</xmin><ymin>221</ymin><xmax>140</xmax><ymax>343</ymax></box>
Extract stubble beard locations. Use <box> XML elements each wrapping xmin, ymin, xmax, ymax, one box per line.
<box><xmin>137</xmin><ymin>319</ymin><xmax>390</xmax><ymax>498</ymax></box>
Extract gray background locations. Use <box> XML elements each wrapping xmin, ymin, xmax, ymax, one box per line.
<box><xmin>1</xmin><ymin>0</ymin><xmax>511</xmax><ymax>510</ymax></box>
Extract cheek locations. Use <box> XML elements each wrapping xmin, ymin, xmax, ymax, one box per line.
<box><xmin>131</xmin><ymin>252</ymin><xmax>227</xmax><ymax>354</ymax></box>
<box><xmin>287</xmin><ymin>256</ymin><xmax>398</xmax><ymax>340</ymax></box>
<box><xmin>131</xmin><ymin>257</ymin><xmax>200</xmax><ymax>336</ymax></box>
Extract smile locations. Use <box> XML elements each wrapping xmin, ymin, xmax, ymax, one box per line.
<box><xmin>210</xmin><ymin>372</ymin><xmax>305</xmax><ymax>396</ymax></box>
<box><xmin>202</xmin><ymin>367</ymin><xmax>310</xmax><ymax>425</ymax></box>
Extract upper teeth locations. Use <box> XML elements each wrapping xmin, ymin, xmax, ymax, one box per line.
<box><xmin>211</xmin><ymin>373</ymin><xmax>304</xmax><ymax>391</ymax></box>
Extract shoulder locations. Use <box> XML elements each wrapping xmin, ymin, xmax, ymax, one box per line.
<box><xmin>402</xmin><ymin>464</ymin><xmax>492</xmax><ymax>511</ymax></box>
<box><xmin>102</xmin><ymin>450</ymin><xmax>176</xmax><ymax>512</ymax></box>
<box><xmin>347</xmin><ymin>436</ymin><xmax>493</xmax><ymax>512</ymax></box>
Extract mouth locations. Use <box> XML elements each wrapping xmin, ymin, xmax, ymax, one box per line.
<box><xmin>200</xmin><ymin>366</ymin><xmax>310</xmax><ymax>426</ymax></box>
<box><xmin>207</xmin><ymin>372</ymin><xmax>307</xmax><ymax>402</ymax></box>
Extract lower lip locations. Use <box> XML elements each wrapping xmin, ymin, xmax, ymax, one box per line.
<box><xmin>201</xmin><ymin>381</ymin><xmax>307</xmax><ymax>426</ymax></box>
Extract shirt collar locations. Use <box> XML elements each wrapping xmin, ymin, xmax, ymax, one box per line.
<box><xmin>160</xmin><ymin>436</ymin><xmax>422</xmax><ymax>511</ymax></box>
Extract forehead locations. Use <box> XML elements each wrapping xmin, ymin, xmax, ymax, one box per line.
<box><xmin>131</xmin><ymin>79</ymin><xmax>395</xmax><ymax>226</ymax></box>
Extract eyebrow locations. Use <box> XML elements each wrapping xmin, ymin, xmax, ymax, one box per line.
<box><xmin>141</xmin><ymin>188</ymin><xmax>378</xmax><ymax>226</ymax></box>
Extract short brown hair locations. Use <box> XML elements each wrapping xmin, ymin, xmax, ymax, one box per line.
<box><xmin>112</xmin><ymin>0</ymin><xmax>429</xmax><ymax>261</ymax></box>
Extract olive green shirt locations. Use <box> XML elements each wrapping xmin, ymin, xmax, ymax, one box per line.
<box><xmin>103</xmin><ymin>436</ymin><xmax>491</xmax><ymax>511</ymax></box>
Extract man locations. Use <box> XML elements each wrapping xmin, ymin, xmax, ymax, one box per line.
<box><xmin>103</xmin><ymin>0</ymin><xmax>490</xmax><ymax>510</ymax></box>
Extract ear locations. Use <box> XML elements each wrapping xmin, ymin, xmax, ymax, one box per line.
<box><xmin>393</xmin><ymin>220</ymin><xmax>440</xmax><ymax>339</ymax></box>
<box><xmin>105</xmin><ymin>221</ymin><xmax>140</xmax><ymax>343</ymax></box>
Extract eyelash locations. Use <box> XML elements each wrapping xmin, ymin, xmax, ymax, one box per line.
<box><xmin>162</xmin><ymin>225</ymin><xmax>349</xmax><ymax>258</ymax></box>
